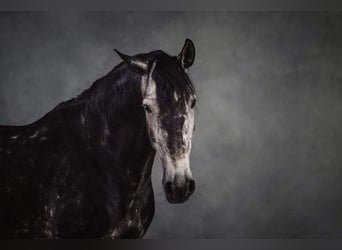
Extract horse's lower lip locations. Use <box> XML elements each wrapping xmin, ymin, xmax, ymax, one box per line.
<box><xmin>165</xmin><ymin>194</ymin><xmax>189</xmax><ymax>204</ymax></box>
<box><xmin>167</xmin><ymin>197</ymin><xmax>188</xmax><ymax>204</ymax></box>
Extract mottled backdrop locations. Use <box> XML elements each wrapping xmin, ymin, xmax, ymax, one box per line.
<box><xmin>0</xmin><ymin>12</ymin><xmax>342</xmax><ymax>238</ymax></box>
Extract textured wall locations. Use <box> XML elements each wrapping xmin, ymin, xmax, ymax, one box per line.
<box><xmin>0</xmin><ymin>12</ymin><xmax>342</xmax><ymax>238</ymax></box>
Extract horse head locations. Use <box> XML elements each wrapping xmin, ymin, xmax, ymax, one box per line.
<box><xmin>115</xmin><ymin>39</ymin><xmax>196</xmax><ymax>203</ymax></box>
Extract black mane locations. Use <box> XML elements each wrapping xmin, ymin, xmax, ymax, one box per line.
<box><xmin>43</xmin><ymin>62</ymin><xmax>143</xmax><ymax>126</ymax></box>
<box><xmin>43</xmin><ymin>50</ymin><xmax>195</xmax><ymax>126</ymax></box>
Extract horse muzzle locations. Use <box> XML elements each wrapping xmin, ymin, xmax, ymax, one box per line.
<box><xmin>163</xmin><ymin>178</ymin><xmax>195</xmax><ymax>204</ymax></box>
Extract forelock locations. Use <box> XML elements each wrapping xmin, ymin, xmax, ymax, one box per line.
<box><xmin>150</xmin><ymin>53</ymin><xmax>195</xmax><ymax>111</ymax></box>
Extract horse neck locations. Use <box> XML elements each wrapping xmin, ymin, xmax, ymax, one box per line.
<box><xmin>79</xmin><ymin>66</ymin><xmax>155</xmax><ymax>179</ymax></box>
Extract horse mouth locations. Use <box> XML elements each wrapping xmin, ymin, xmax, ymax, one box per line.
<box><xmin>163</xmin><ymin>179</ymin><xmax>195</xmax><ymax>204</ymax></box>
<box><xmin>165</xmin><ymin>194</ymin><xmax>189</xmax><ymax>204</ymax></box>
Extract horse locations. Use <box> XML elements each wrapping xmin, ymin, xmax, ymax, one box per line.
<box><xmin>0</xmin><ymin>39</ymin><xmax>197</xmax><ymax>238</ymax></box>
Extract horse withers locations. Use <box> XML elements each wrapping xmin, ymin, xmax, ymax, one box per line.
<box><xmin>0</xmin><ymin>39</ymin><xmax>197</xmax><ymax>238</ymax></box>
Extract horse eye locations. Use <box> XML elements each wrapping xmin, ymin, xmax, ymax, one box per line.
<box><xmin>191</xmin><ymin>99</ymin><xmax>196</xmax><ymax>109</ymax></box>
<box><xmin>143</xmin><ymin>104</ymin><xmax>152</xmax><ymax>113</ymax></box>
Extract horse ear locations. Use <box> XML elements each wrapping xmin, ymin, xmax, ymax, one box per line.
<box><xmin>114</xmin><ymin>49</ymin><xmax>149</xmax><ymax>74</ymax></box>
<box><xmin>177</xmin><ymin>38</ymin><xmax>195</xmax><ymax>69</ymax></box>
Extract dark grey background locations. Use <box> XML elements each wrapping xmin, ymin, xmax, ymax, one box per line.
<box><xmin>0</xmin><ymin>12</ymin><xmax>342</xmax><ymax>238</ymax></box>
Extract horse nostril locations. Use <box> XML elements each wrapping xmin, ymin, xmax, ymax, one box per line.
<box><xmin>188</xmin><ymin>180</ymin><xmax>195</xmax><ymax>195</ymax></box>
<box><xmin>164</xmin><ymin>181</ymin><xmax>172</xmax><ymax>194</ymax></box>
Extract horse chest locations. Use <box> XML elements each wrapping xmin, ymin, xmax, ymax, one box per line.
<box><xmin>110</xmin><ymin>186</ymin><xmax>154</xmax><ymax>239</ymax></box>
